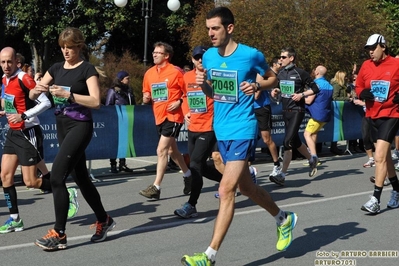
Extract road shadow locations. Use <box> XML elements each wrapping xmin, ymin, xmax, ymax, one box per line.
<box><xmin>243</xmin><ymin>222</ymin><xmax>367</xmax><ymax>266</ymax></box>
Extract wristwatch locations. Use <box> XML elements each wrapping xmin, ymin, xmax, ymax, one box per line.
<box><xmin>68</xmin><ymin>92</ymin><xmax>75</xmax><ymax>103</ymax></box>
<box><xmin>255</xmin><ymin>82</ymin><xmax>261</xmax><ymax>92</ymax></box>
<box><xmin>21</xmin><ymin>113</ymin><xmax>28</xmax><ymax>120</ymax></box>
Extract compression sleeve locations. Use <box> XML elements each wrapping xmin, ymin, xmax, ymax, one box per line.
<box><xmin>24</xmin><ymin>92</ymin><xmax>51</xmax><ymax>118</ymax></box>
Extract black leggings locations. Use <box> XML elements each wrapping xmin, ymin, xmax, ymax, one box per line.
<box><xmin>51</xmin><ymin>115</ymin><xmax>107</xmax><ymax>232</ymax></box>
<box><xmin>282</xmin><ymin>110</ymin><xmax>305</xmax><ymax>150</ymax></box>
<box><xmin>187</xmin><ymin>131</ymin><xmax>222</xmax><ymax>207</ymax></box>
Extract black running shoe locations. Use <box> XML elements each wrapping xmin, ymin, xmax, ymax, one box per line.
<box><xmin>35</xmin><ymin>229</ymin><xmax>67</xmax><ymax>251</ymax></box>
<box><xmin>90</xmin><ymin>215</ymin><xmax>116</xmax><ymax>243</ymax></box>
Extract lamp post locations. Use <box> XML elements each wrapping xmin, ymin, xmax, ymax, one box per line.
<box><xmin>141</xmin><ymin>0</ymin><xmax>181</xmax><ymax>66</ymax></box>
<box><xmin>142</xmin><ymin>0</ymin><xmax>153</xmax><ymax>67</ymax></box>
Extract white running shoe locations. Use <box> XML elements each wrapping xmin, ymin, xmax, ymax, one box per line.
<box><xmin>269</xmin><ymin>165</ymin><xmax>282</xmax><ymax>177</ymax></box>
<box><xmin>387</xmin><ymin>190</ymin><xmax>399</xmax><ymax>209</ymax></box>
<box><xmin>363</xmin><ymin>157</ymin><xmax>375</xmax><ymax>168</ymax></box>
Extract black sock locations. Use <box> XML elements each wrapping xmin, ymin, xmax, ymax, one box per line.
<box><xmin>42</xmin><ymin>172</ymin><xmax>51</xmax><ymax>180</ymax></box>
<box><xmin>389</xmin><ymin>176</ymin><xmax>399</xmax><ymax>192</ymax></box>
<box><xmin>372</xmin><ymin>185</ymin><xmax>383</xmax><ymax>202</ymax></box>
<box><xmin>3</xmin><ymin>185</ymin><xmax>19</xmax><ymax>214</ymax></box>
<box><xmin>55</xmin><ymin>228</ymin><xmax>65</xmax><ymax>237</ymax></box>
<box><xmin>274</xmin><ymin>161</ymin><xmax>280</xmax><ymax>167</ymax></box>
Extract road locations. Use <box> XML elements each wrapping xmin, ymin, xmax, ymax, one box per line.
<box><xmin>0</xmin><ymin>147</ymin><xmax>398</xmax><ymax>266</ymax></box>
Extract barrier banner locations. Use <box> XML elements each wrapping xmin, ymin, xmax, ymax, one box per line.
<box><xmin>0</xmin><ymin>102</ymin><xmax>363</xmax><ymax>163</ymax></box>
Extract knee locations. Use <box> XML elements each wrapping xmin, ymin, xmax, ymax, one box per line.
<box><xmin>0</xmin><ymin>172</ymin><xmax>13</xmax><ymax>186</ymax></box>
<box><xmin>283</xmin><ymin>140</ymin><xmax>292</xmax><ymax>151</ymax></box>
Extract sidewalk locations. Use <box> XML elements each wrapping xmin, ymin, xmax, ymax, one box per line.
<box><xmin>12</xmin><ymin>141</ymin><xmax>355</xmax><ymax>184</ymax></box>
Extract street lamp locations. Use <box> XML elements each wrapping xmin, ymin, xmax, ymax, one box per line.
<box><xmin>142</xmin><ymin>0</ymin><xmax>181</xmax><ymax>66</ymax></box>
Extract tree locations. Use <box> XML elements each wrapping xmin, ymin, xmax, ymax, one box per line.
<box><xmin>184</xmin><ymin>0</ymin><xmax>388</xmax><ymax>76</ymax></box>
<box><xmin>369</xmin><ymin>0</ymin><xmax>399</xmax><ymax>56</ymax></box>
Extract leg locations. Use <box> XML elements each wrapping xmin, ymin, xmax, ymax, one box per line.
<box><xmin>154</xmin><ymin>135</ymin><xmax>174</xmax><ymax>186</ymax></box>
<box><xmin>210</xmin><ymin>160</ymin><xmax>245</xmax><ymax>250</ymax></box>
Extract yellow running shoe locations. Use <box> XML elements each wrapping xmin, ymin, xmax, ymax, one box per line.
<box><xmin>276</xmin><ymin>211</ymin><xmax>298</xmax><ymax>251</ymax></box>
<box><xmin>181</xmin><ymin>253</ymin><xmax>215</xmax><ymax>266</ymax></box>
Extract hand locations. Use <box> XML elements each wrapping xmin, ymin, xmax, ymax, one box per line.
<box><xmin>195</xmin><ymin>65</ymin><xmax>207</xmax><ymax>86</ymax></box>
<box><xmin>393</xmin><ymin>93</ymin><xmax>399</xmax><ymax>104</ymax></box>
<box><xmin>167</xmin><ymin>100</ymin><xmax>181</xmax><ymax>111</ymax></box>
<box><xmin>359</xmin><ymin>89</ymin><xmax>374</xmax><ymax>101</ymax></box>
<box><xmin>271</xmin><ymin>88</ymin><xmax>280</xmax><ymax>98</ymax></box>
<box><xmin>184</xmin><ymin>112</ymin><xmax>191</xmax><ymax>126</ymax></box>
<box><xmin>239</xmin><ymin>81</ymin><xmax>255</xmax><ymax>95</ymax></box>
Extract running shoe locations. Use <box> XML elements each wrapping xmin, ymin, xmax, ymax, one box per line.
<box><xmin>269</xmin><ymin>165</ymin><xmax>282</xmax><ymax>177</ymax></box>
<box><xmin>363</xmin><ymin>157</ymin><xmax>375</xmax><ymax>168</ymax></box>
<box><xmin>174</xmin><ymin>202</ymin><xmax>198</xmax><ymax>219</ymax></box>
<box><xmin>369</xmin><ymin>176</ymin><xmax>390</xmax><ymax>186</ymax></box>
<box><xmin>183</xmin><ymin>175</ymin><xmax>192</xmax><ymax>195</ymax></box>
<box><xmin>0</xmin><ymin>217</ymin><xmax>24</xmax><ymax>234</ymax></box>
<box><xmin>276</xmin><ymin>211</ymin><xmax>298</xmax><ymax>251</ymax></box>
<box><xmin>35</xmin><ymin>229</ymin><xmax>67</xmax><ymax>250</ymax></box>
<box><xmin>181</xmin><ymin>252</ymin><xmax>215</xmax><ymax>266</ymax></box>
<box><xmin>270</xmin><ymin>173</ymin><xmax>285</xmax><ymax>186</ymax></box>
<box><xmin>392</xmin><ymin>149</ymin><xmax>399</xmax><ymax>160</ymax></box>
<box><xmin>361</xmin><ymin>196</ymin><xmax>380</xmax><ymax>214</ymax></box>
<box><xmin>387</xmin><ymin>190</ymin><xmax>399</xmax><ymax>209</ymax></box>
<box><xmin>308</xmin><ymin>155</ymin><xmax>318</xmax><ymax>177</ymax></box>
<box><xmin>139</xmin><ymin>184</ymin><xmax>161</xmax><ymax>200</ymax></box>
<box><xmin>67</xmin><ymin>187</ymin><xmax>79</xmax><ymax>219</ymax></box>
<box><xmin>249</xmin><ymin>165</ymin><xmax>257</xmax><ymax>184</ymax></box>
<box><xmin>395</xmin><ymin>162</ymin><xmax>399</xmax><ymax>171</ymax></box>
<box><xmin>90</xmin><ymin>215</ymin><xmax>116</xmax><ymax>242</ymax></box>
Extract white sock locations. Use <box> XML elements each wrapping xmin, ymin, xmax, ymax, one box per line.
<box><xmin>274</xmin><ymin>209</ymin><xmax>286</xmax><ymax>225</ymax></box>
<box><xmin>10</xmin><ymin>214</ymin><xmax>19</xmax><ymax>221</ymax></box>
<box><xmin>205</xmin><ymin>246</ymin><xmax>217</xmax><ymax>262</ymax></box>
<box><xmin>154</xmin><ymin>184</ymin><xmax>160</xmax><ymax>190</ymax></box>
<box><xmin>183</xmin><ymin>169</ymin><xmax>192</xmax><ymax>177</ymax></box>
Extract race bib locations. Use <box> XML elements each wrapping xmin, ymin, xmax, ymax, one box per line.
<box><xmin>187</xmin><ymin>90</ymin><xmax>207</xmax><ymax>113</ymax></box>
<box><xmin>370</xmin><ymin>80</ymin><xmax>390</xmax><ymax>103</ymax></box>
<box><xmin>280</xmin><ymin>80</ymin><xmax>295</xmax><ymax>98</ymax></box>
<box><xmin>53</xmin><ymin>85</ymin><xmax>71</xmax><ymax>110</ymax></box>
<box><xmin>3</xmin><ymin>93</ymin><xmax>17</xmax><ymax>114</ymax></box>
<box><xmin>151</xmin><ymin>82</ymin><xmax>168</xmax><ymax>102</ymax></box>
<box><xmin>211</xmin><ymin>69</ymin><xmax>238</xmax><ymax>103</ymax></box>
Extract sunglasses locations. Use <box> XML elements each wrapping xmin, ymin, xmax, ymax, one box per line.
<box><xmin>279</xmin><ymin>56</ymin><xmax>288</xmax><ymax>59</ymax></box>
<box><xmin>193</xmin><ymin>55</ymin><xmax>203</xmax><ymax>61</ymax></box>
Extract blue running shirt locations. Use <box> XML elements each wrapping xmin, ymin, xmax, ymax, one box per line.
<box><xmin>203</xmin><ymin>44</ymin><xmax>269</xmax><ymax>140</ymax></box>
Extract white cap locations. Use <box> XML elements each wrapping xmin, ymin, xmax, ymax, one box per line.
<box><xmin>364</xmin><ymin>34</ymin><xmax>386</xmax><ymax>48</ymax></box>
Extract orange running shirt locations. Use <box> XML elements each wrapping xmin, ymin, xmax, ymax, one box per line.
<box><xmin>182</xmin><ymin>69</ymin><xmax>214</xmax><ymax>132</ymax></box>
<box><xmin>142</xmin><ymin>62</ymin><xmax>185</xmax><ymax>125</ymax></box>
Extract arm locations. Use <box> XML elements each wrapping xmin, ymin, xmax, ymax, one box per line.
<box><xmin>332</xmin><ymin>84</ymin><xmax>351</xmax><ymax>101</ymax></box>
<box><xmin>305</xmin><ymin>94</ymin><xmax>316</xmax><ymax>105</ymax></box>
<box><xmin>49</xmin><ymin>75</ymin><xmax>101</xmax><ymax>109</ymax></box>
<box><xmin>24</xmin><ymin>93</ymin><xmax>51</xmax><ymax>118</ymax></box>
<box><xmin>105</xmin><ymin>89</ymin><xmax>116</xmax><ymax>106</ymax></box>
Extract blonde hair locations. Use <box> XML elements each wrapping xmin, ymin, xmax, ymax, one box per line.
<box><xmin>331</xmin><ymin>71</ymin><xmax>346</xmax><ymax>87</ymax></box>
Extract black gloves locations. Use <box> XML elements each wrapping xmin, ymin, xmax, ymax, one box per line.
<box><xmin>359</xmin><ymin>89</ymin><xmax>374</xmax><ymax>101</ymax></box>
<box><xmin>393</xmin><ymin>93</ymin><xmax>399</xmax><ymax>104</ymax></box>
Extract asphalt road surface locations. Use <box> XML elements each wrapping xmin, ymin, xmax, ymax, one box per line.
<box><xmin>1</xmin><ymin>149</ymin><xmax>398</xmax><ymax>266</ymax></box>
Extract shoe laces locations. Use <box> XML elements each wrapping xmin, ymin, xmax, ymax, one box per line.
<box><xmin>4</xmin><ymin>217</ymin><xmax>14</xmax><ymax>225</ymax></box>
<box><xmin>90</xmin><ymin>221</ymin><xmax>106</xmax><ymax>235</ymax></box>
<box><xmin>43</xmin><ymin>229</ymin><xmax>59</xmax><ymax>239</ymax></box>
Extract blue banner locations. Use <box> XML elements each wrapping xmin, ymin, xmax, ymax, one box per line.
<box><xmin>0</xmin><ymin>102</ymin><xmax>363</xmax><ymax>163</ymax></box>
